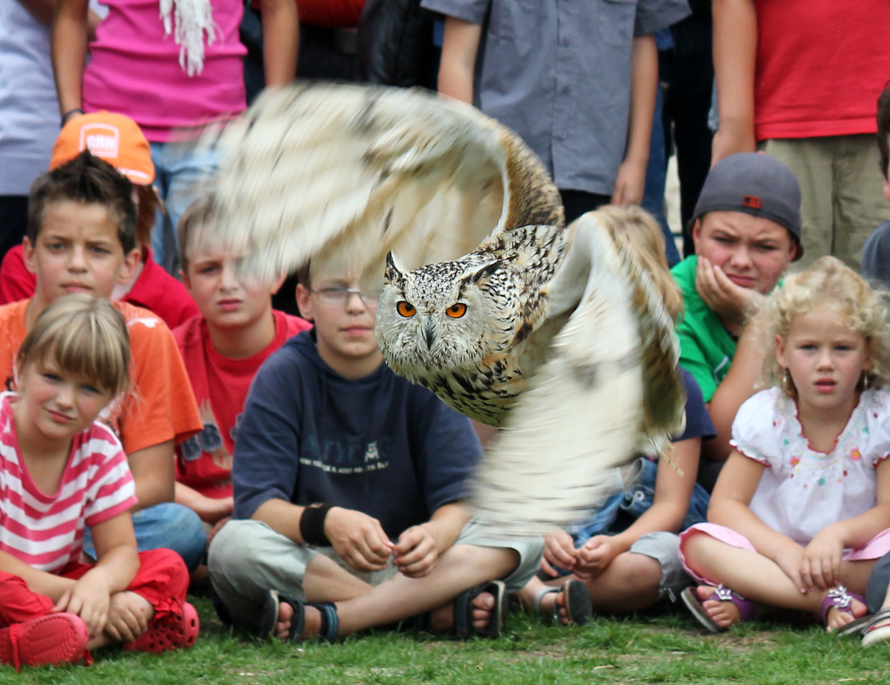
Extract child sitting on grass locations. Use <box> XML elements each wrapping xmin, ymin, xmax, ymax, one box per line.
<box><xmin>0</xmin><ymin>295</ymin><xmax>197</xmax><ymax>669</ymax></box>
<box><xmin>681</xmin><ymin>256</ymin><xmax>890</xmax><ymax>634</ymax></box>
<box><xmin>516</xmin><ymin>205</ymin><xmax>714</xmax><ymax>625</ymax></box>
<box><xmin>172</xmin><ymin>194</ymin><xmax>311</xmax><ymax>567</ymax></box>
<box><xmin>0</xmin><ymin>150</ymin><xmax>205</xmax><ymax>573</ymax></box>
<box><xmin>209</xmin><ymin>253</ymin><xmax>544</xmax><ymax>642</ymax></box>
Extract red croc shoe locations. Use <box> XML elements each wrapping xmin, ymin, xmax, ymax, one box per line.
<box><xmin>0</xmin><ymin>613</ymin><xmax>89</xmax><ymax>671</ymax></box>
<box><xmin>124</xmin><ymin>601</ymin><xmax>199</xmax><ymax>654</ymax></box>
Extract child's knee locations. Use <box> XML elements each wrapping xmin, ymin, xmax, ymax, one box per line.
<box><xmin>614</xmin><ymin>553</ymin><xmax>662</xmax><ymax>594</ymax></box>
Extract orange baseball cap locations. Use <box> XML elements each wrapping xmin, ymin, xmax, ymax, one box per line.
<box><xmin>50</xmin><ymin>111</ymin><xmax>155</xmax><ymax>185</ymax></box>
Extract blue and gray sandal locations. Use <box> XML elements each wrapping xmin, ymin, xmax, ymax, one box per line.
<box><xmin>259</xmin><ymin>589</ymin><xmax>339</xmax><ymax>643</ymax></box>
<box><xmin>453</xmin><ymin>580</ymin><xmax>508</xmax><ymax>639</ymax></box>
<box><xmin>533</xmin><ymin>580</ymin><xmax>592</xmax><ymax>627</ymax></box>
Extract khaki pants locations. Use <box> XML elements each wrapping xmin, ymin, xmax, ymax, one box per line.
<box><xmin>759</xmin><ymin>135</ymin><xmax>890</xmax><ymax>269</ymax></box>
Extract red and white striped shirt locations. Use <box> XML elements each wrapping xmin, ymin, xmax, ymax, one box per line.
<box><xmin>0</xmin><ymin>393</ymin><xmax>137</xmax><ymax>573</ymax></box>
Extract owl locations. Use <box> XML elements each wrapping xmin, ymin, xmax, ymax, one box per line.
<box><xmin>192</xmin><ymin>83</ymin><xmax>685</xmax><ymax>534</ymax></box>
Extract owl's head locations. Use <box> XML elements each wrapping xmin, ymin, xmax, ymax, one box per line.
<box><xmin>375</xmin><ymin>252</ymin><xmax>513</xmax><ymax>381</ymax></box>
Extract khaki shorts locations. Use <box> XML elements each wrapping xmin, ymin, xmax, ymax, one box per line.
<box><xmin>207</xmin><ymin>518</ymin><xmax>543</xmax><ymax>631</ymax></box>
<box><xmin>629</xmin><ymin>531</ymin><xmax>692</xmax><ymax>602</ymax></box>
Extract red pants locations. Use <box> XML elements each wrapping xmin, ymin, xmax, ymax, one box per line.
<box><xmin>0</xmin><ymin>548</ymin><xmax>188</xmax><ymax>628</ymax></box>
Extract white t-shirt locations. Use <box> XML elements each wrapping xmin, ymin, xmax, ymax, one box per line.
<box><xmin>0</xmin><ymin>0</ymin><xmax>59</xmax><ymax>195</ymax></box>
<box><xmin>731</xmin><ymin>387</ymin><xmax>890</xmax><ymax>546</ymax></box>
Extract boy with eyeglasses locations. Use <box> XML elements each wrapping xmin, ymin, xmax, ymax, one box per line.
<box><xmin>172</xmin><ymin>194</ymin><xmax>311</xmax><ymax>559</ymax></box>
<box><xmin>207</xmin><ymin>253</ymin><xmax>543</xmax><ymax>642</ymax></box>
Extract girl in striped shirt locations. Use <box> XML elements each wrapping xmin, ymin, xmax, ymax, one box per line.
<box><xmin>0</xmin><ymin>294</ymin><xmax>198</xmax><ymax>669</ymax></box>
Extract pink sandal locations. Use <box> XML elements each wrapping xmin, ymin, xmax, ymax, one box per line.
<box><xmin>820</xmin><ymin>586</ymin><xmax>867</xmax><ymax>633</ymax></box>
<box><xmin>124</xmin><ymin>601</ymin><xmax>199</xmax><ymax>653</ymax></box>
<box><xmin>0</xmin><ymin>613</ymin><xmax>89</xmax><ymax>671</ymax></box>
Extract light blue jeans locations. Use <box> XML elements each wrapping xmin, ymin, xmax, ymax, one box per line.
<box><xmin>149</xmin><ymin>141</ymin><xmax>220</xmax><ymax>273</ymax></box>
<box><xmin>82</xmin><ymin>502</ymin><xmax>207</xmax><ymax>573</ymax></box>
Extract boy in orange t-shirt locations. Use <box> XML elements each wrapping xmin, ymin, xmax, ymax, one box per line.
<box><xmin>0</xmin><ymin>150</ymin><xmax>206</xmax><ymax>570</ymax></box>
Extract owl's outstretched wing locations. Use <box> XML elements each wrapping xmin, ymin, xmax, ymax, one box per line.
<box><xmin>194</xmin><ymin>82</ymin><xmax>562</xmax><ymax>285</ymax></box>
<box><xmin>469</xmin><ymin>212</ymin><xmax>685</xmax><ymax>534</ymax></box>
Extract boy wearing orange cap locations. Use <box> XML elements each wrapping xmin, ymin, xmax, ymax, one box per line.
<box><xmin>0</xmin><ymin>111</ymin><xmax>199</xmax><ymax>330</ymax></box>
<box><xmin>0</xmin><ymin>149</ymin><xmax>206</xmax><ymax>573</ymax></box>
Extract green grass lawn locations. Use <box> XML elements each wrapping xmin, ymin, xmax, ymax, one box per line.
<box><xmin>3</xmin><ymin>598</ymin><xmax>889</xmax><ymax>685</ymax></box>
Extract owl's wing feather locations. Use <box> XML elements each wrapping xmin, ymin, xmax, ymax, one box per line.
<box><xmin>194</xmin><ymin>83</ymin><xmax>561</xmax><ymax>285</ymax></box>
<box><xmin>470</xmin><ymin>213</ymin><xmax>684</xmax><ymax>533</ymax></box>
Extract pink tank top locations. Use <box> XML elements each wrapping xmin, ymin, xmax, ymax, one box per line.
<box><xmin>83</xmin><ymin>0</ymin><xmax>247</xmax><ymax>142</ymax></box>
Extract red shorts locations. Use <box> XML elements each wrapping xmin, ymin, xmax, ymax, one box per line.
<box><xmin>0</xmin><ymin>548</ymin><xmax>188</xmax><ymax>627</ymax></box>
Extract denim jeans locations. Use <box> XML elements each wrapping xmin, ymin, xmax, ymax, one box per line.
<box><xmin>82</xmin><ymin>502</ymin><xmax>207</xmax><ymax>573</ymax></box>
<box><xmin>568</xmin><ymin>457</ymin><xmax>710</xmax><ymax>548</ymax></box>
<box><xmin>150</xmin><ymin>141</ymin><xmax>221</xmax><ymax>273</ymax></box>
<box><xmin>641</xmin><ymin>83</ymin><xmax>681</xmax><ymax>268</ymax></box>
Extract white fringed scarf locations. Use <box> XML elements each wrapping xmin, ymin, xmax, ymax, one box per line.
<box><xmin>159</xmin><ymin>0</ymin><xmax>217</xmax><ymax>77</ymax></box>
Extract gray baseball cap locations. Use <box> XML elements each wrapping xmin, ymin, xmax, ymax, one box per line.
<box><xmin>692</xmin><ymin>152</ymin><xmax>803</xmax><ymax>260</ymax></box>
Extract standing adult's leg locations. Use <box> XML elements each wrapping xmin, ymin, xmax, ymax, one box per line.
<box><xmin>834</xmin><ymin>134</ymin><xmax>890</xmax><ymax>270</ymax></box>
<box><xmin>759</xmin><ymin>138</ymin><xmax>833</xmax><ymax>266</ymax></box>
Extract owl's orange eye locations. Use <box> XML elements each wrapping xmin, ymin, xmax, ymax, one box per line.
<box><xmin>397</xmin><ymin>301</ymin><xmax>416</xmax><ymax>317</ymax></box>
<box><xmin>446</xmin><ymin>303</ymin><xmax>467</xmax><ymax>318</ymax></box>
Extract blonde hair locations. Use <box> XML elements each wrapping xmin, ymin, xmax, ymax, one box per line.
<box><xmin>17</xmin><ymin>294</ymin><xmax>131</xmax><ymax>397</ymax></box>
<box><xmin>590</xmin><ymin>205</ymin><xmax>684</xmax><ymax>321</ymax></box>
<box><xmin>177</xmin><ymin>192</ymin><xmax>216</xmax><ymax>274</ymax></box>
<box><xmin>765</xmin><ymin>256</ymin><xmax>890</xmax><ymax>396</ymax></box>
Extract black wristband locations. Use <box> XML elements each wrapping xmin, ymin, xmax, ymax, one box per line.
<box><xmin>300</xmin><ymin>503</ymin><xmax>334</xmax><ymax>547</ymax></box>
<box><xmin>61</xmin><ymin>108</ymin><xmax>84</xmax><ymax>127</ymax></box>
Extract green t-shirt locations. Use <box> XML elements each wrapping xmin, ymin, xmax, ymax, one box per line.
<box><xmin>670</xmin><ymin>256</ymin><xmax>737</xmax><ymax>403</ymax></box>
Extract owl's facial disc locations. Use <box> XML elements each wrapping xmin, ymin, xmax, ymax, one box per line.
<box><xmin>375</xmin><ymin>261</ymin><xmax>496</xmax><ymax>377</ymax></box>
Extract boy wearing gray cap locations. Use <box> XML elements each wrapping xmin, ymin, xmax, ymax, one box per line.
<box><xmin>671</xmin><ymin>153</ymin><xmax>802</xmax><ymax>480</ymax></box>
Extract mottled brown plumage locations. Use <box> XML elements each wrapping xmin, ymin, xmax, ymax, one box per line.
<box><xmin>196</xmin><ymin>82</ymin><xmax>684</xmax><ymax>533</ymax></box>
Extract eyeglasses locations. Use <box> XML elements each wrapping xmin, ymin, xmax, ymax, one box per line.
<box><xmin>310</xmin><ymin>287</ymin><xmax>380</xmax><ymax>306</ymax></box>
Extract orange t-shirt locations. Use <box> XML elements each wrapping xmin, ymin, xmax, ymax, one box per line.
<box><xmin>0</xmin><ymin>299</ymin><xmax>202</xmax><ymax>455</ymax></box>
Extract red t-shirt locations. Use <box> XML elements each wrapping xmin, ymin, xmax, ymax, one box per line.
<box><xmin>754</xmin><ymin>0</ymin><xmax>890</xmax><ymax>141</ymax></box>
<box><xmin>0</xmin><ymin>246</ymin><xmax>199</xmax><ymax>330</ymax></box>
<box><xmin>172</xmin><ymin>310</ymin><xmax>312</xmax><ymax>498</ymax></box>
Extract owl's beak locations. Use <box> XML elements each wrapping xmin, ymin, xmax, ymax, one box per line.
<box><xmin>424</xmin><ymin>319</ymin><xmax>435</xmax><ymax>350</ymax></box>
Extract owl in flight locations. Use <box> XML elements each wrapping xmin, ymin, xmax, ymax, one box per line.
<box><xmin>194</xmin><ymin>83</ymin><xmax>685</xmax><ymax>534</ymax></box>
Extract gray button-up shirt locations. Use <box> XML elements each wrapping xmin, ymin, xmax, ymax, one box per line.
<box><xmin>422</xmin><ymin>0</ymin><xmax>690</xmax><ymax>195</ymax></box>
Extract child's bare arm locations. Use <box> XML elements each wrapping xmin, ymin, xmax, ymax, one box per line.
<box><xmin>55</xmin><ymin>512</ymin><xmax>139</xmax><ymax>637</ymax></box>
<box><xmin>52</xmin><ymin>0</ymin><xmax>89</xmax><ymax>115</ymax></box>
<box><xmin>0</xmin><ymin>550</ymin><xmax>75</xmax><ymax>602</ymax></box>
<box><xmin>575</xmin><ymin>438</ymin><xmax>702</xmax><ymax>577</ymax></box>
<box><xmin>616</xmin><ymin>438</ymin><xmax>703</xmax><ymax>546</ymax></box>
<box><xmin>437</xmin><ymin>17</ymin><xmax>482</xmax><ymax>104</ymax></box>
<box><xmin>392</xmin><ymin>501</ymin><xmax>468</xmax><ymax>578</ymax></box>
<box><xmin>259</xmin><ymin>0</ymin><xmax>298</xmax><ymax>87</ymax></box>
<box><xmin>709</xmin><ymin>450</ymin><xmax>807</xmax><ymax>589</ymax></box>
<box><xmin>612</xmin><ymin>33</ymin><xmax>657</xmax><ymax>206</ymax></box>
<box><xmin>801</xmin><ymin>462</ymin><xmax>890</xmax><ymax>592</ymax></box>
<box><xmin>711</xmin><ymin>0</ymin><xmax>758</xmax><ymax>163</ymax></box>
<box><xmin>703</xmin><ymin>308</ymin><xmax>772</xmax><ymax>462</ymax></box>
<box><xmin>174</xmin><ymin>481</ymin><xmax>233</xmax><ymax>524</ymax></box>
<box><xmin>128</xmin><ymin>440</ymin><xmax>175</xmax><ymax>511</ymax></box>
